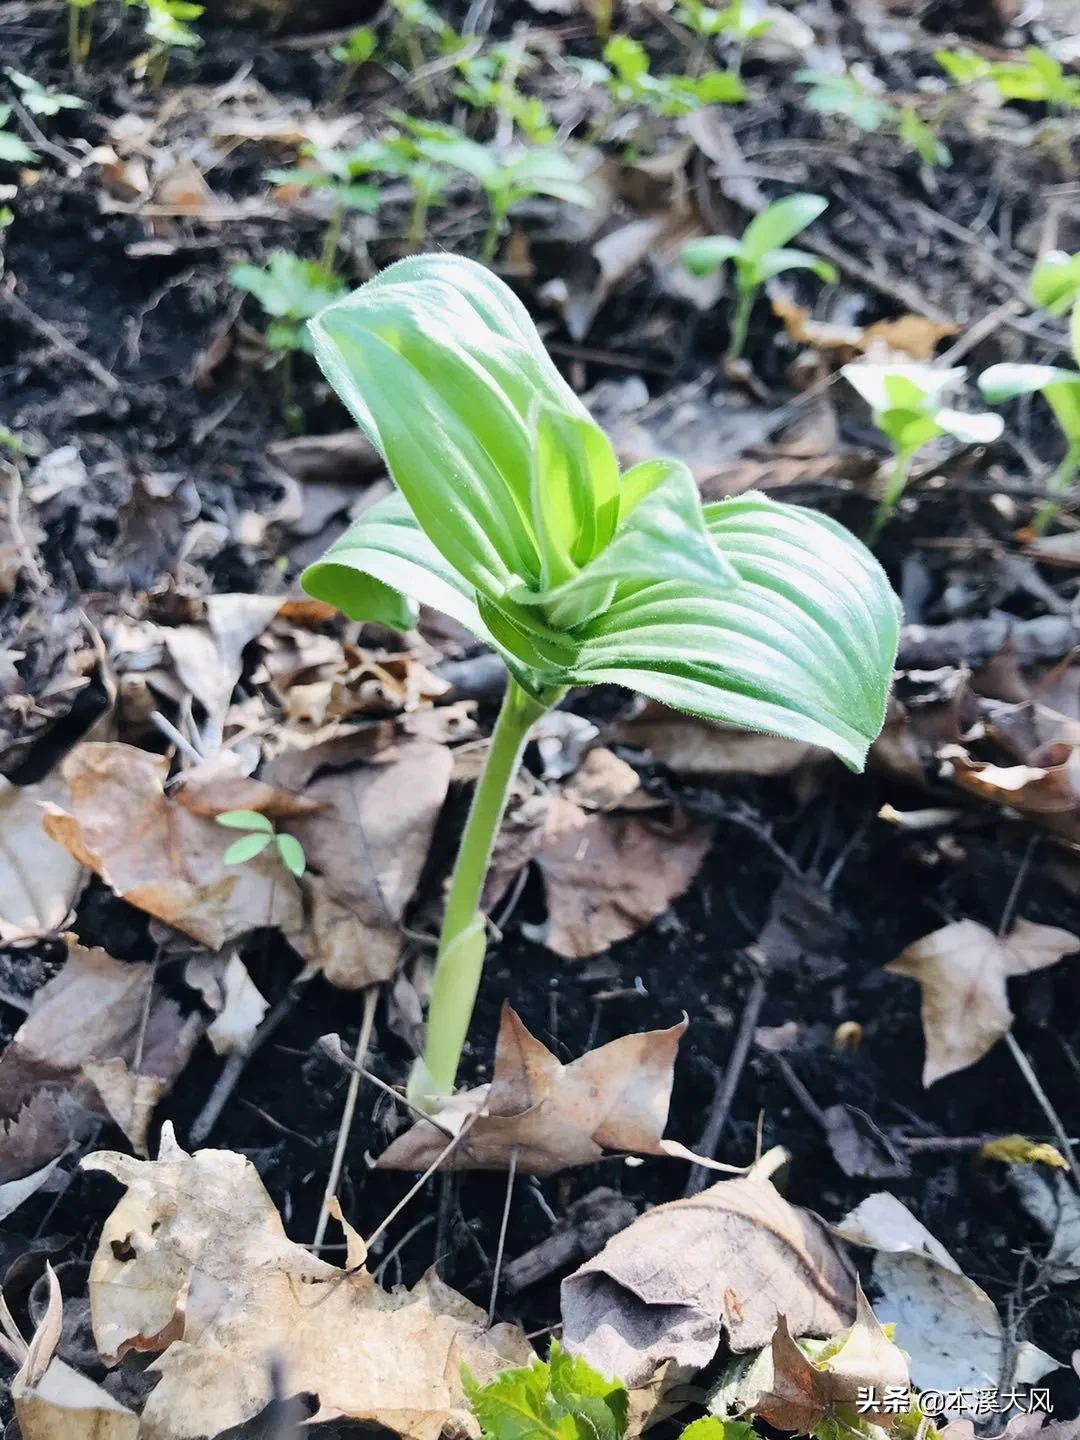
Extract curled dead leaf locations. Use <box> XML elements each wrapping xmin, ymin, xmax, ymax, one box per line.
<box><xmin>887</xmin><ymin>917</ymin><xmax>1080</xmax><ymax>1084</ymax></box>
<box><xmin>0</xmin><ymin>775</ymin><xmax>86</xmax><ymax>943</ymax></box>
<box><xmin>81</xmin><ymin>1126</ymin><xmax>531</xmax><ymax>1440</ymax></box>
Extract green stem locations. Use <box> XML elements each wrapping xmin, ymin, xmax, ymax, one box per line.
<box><xmin>321</xmin><ymin>201</ymin><xmax>344</xmax><ymax>272</ymax></box>
<box><xmin>408</xmin><ymin>676</ymin><xmax>556</xmax><ymax>1108</ymax></box>
<box><xmin>68</xmin><ymin>4</ymin><xmax>80</xmax><ymax>67</ymax></box>
<box><xmin>407</xmin><ymin>185</ymin><xmax>428</xmax><ymax>252</ymax></box>
<box><xmin>868</xmin><ymin>450</ymin><xmax>915</xmax><ymax>545</ymax></box>
<box><xmin>480</xmin><ymin>204</ymin><xmax>504</xmax><ymax>264</ymax></box>
<box><xmin>1031</xmin><ymin>440</ymin><xmax>1080</xmax><ymax>536</ymax></box>
<box><xmin>726</xmin><ymin>286</ymin><xmax>755</xmax><ymax>360</ymax></box>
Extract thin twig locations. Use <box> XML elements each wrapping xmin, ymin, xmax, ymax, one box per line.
<box><xmin>1</xmin><ymin>282</ymin><xmax>122</xmax><ymax>393</ymax></box>
<box><xmin>685</xmin><ymin>957</ymin><xmax>767</xmax><ymax>1196</ymax></box>
<box><xmin>487</xmin><ymin>1145</ymin><xmax>518</xmax><ymax>1327</ymax></box>
<box><xmin>149</xmin><ymin>710</ymin><xmax>204</xmax><ymax>765</ymax></box>
<box><xmin>363</xmin><ymin>1113</ymin><xmax>477</xmax><ymax>1256</ymax></box>
<box><xmin>313</xmin><ymin>989</ymin><xmax>379</xmax><ymax>1253</ymax></box>
<box><xmin>317</xmin><ymin>1034</ymin><xmax>456</xmax><ymax>1135</ymax></box>
<box><xmin>189</xmin><ymin>980</ymin><xmax>306</xmax><ymax>1146</ymax></box>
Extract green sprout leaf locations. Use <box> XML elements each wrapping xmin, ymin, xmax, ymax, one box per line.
<box><xmin>0</xmin><ymin>106</ymin><xmax>36</xmax><ymax>164</ymax></box>
<box><xmin>464</xmin><ymin>1341</ymin><xmax>628</xmax><ymax>1440</ymax></box>
<box><xmin>215</xmin><ymin>810</ymin><xmax>274</xmax><ymax>832</ymax></box>
<box><xmin>224</xmin><ymin>832</ymin><xmax>274</xmax><ymax>865</ymax></box>
<box><xmin>305</xmin><ymin>254</ymin><xmax>898</xmax><ymax>769</ymax></box>
<box><xmin>5</xmin><ymin>69</ymin><xmax>86</xmax><ymax>116</ymax></box>
<box><xmin>1030</xmin><ymin>249</ymin><xmax>1080</xmax><ymax>316</ymax></box>
<box><xmin>330</xmin><ymin>26</ymin><xmax>376</xmax><ymax>66</ymax></box>
<box><xmin>231</xmin><ymin>252</ymin><xmax>347</xmax><ymax>351</ymax></box>
<box><xmin>275</xmin><ymin>832</ymin><xmax>307</xmax><ymax>877</ymax></box>
<box><xmin>797</xmin><ymin>69</ymin><xmax>890</xmax><ymax>131</ymax></box>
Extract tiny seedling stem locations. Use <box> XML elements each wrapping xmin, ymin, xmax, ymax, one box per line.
<box><xmin>1031</xmin><ymin>439</ymin><xmax>1080</xmax><ymax>536</ymax></box>
<box><xmin>321</xmin><ymin>203</ymin><xmax>344</xmax><ymax>272</ymax></box>
<box><xmin>409</xmin><ymin>675</ymin><xmax>555</xmax><ymax>1107</ymax></box>
<box><xmin>869</xmin><ymin>450</ymin><xmax>915</xmax><ymax>544</ymax></box>
<box><xmin>407</xmin><ymin>187</ymin><xmax>429</xmax><ymax>252</ymax></box>
<box><xmin>480</xmin><ymin>205</ymin><xmax>505</xmax><ymax>265</ymax></box>
<box><xmin>68</xmin><ymin>5</ymin><xmax>81</xmax><ymax>67</ymax></box>
<box><xmin>727</xmin><ymin>286</ymin><xmax>755</xmax><ymax>360</ymax></box>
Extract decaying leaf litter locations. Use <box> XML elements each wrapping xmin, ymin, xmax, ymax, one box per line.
<box><xmin>3</xmin><ymin>0</ymin><xmax>1080</xmax><ymax>1433</ymax></box>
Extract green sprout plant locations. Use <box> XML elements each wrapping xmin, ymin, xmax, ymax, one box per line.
<box><xmin>67</xmin><ymin>0</ymin><xmax>97</xmax><ymax>66</ymax></box>
<box><xmin>797</xmin><ymin>69</ymin><xmax>950</xmax><ymax>166</ymax></box>
<box><xmin>454</xmin><ymin>49</ymin><xmax>556</xmax><ymax>145</ymax></box>
<box><xmin>330</xmin><ymin>26</ymin><xmax>376</xmax><ymax>96</ymax></box>
<box><xmin>300</xmin><ymin>253</ymin><xmax>899</xmax><ymax>1108</ymax></box>
<box><xmin>681</xmin><ymin>193</ymin><xmax>837</xmax><ymax>360</ymax></box>
<box><xmin>464</xmin><ymin>1341</ymin><xmax>630</xmax><ymax>1440</ymax></box>
<box><xmin>596</xmin><ymin>33</ymin><xmax>745</xmax><ymax>120</ymax></box>
<box><xmin>267</xmin><ymin>147</ymin><xmax>381</xmax><ymax>270</ymax></box>
<box><xmin>675</xmin><ymin>0</ymin><xmax>774</xmax><ymax>75</ymax></box>
<box><xmin>843</xmin><ymin>363</ymin><xmax>1004</xmax><ymax>542</ymax></box>
<box><xmin>395</xmin><ymin>118</ymin><xmax>595</xmax><ymax>262</ymax></box>
<box><xmin>979</xmin><ymin>250</ymin><xmax>1080</xmax><ymax>535</ymax></box>
<box><xmin>936</xmin><ymin>45</ymin><xmax>1080</xmax><ymax>110</ymax></box>
<box><xmin>0</xmin><ymin>105</ymin><xmax>36</xmax><ymax>164</ymax></box>
<box><xmin>5</xmin><ymin>70</ymin><xmax>85</xmax><ymax>118</ymax></box>
<box><xmin>216</xmin><ymin>811</ymin><xmax>306</xmax><ymax>877</ymax></box>
<box><xmin>129</xmin><ymin>0</ymin><xmax>204</xmax><ymax>86</ymax></box>
<box><xmin>388</xmin><ymin>0</ymin><xmax>463</xmax><ymax>109</ymax></box>
<box><xmin>231</xmin><ymin>251</ymin><xmax>345</xmax><ymax>427</ymax></box>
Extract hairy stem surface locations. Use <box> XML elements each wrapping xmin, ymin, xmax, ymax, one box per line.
<box><xmin>409</xmin><ymin>676</ymin><xmax>554</xmax><ymax>1108</ymax></box>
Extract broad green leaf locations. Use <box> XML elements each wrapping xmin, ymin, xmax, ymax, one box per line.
<box><xmin>1030</xmin><ymin>250</ymin><xmax>1080</xmax><ymax>315</ymax></box>
<box><xmin>530</xmin><ymin>404</ymin><xmax>620</xmax><ymax>591</ymax></box>
<box><xmin>548</xmin><ymin>1342</ymin><xmax>628</xmax><ymax>1440</ymax></box>
<box><xmin>231</xmin><ymin>252</ymin><xmax>344</xmax><ymax>322</ymax></box>
<box><xmin>682</xmin><ymin>235</ymin><xmax>742</xmax><ymax>277</ymax></box>
<box><xmin>275</xmin><ymin>833</ymin><xmax>307</xmax><ymax>877</ymax></box>
<box><xmin>751</xmin><ymin>246</ymin><xmax>837</xmax><ymax>285</ymax></box>
<box><xmin>463</xmin><ymin>1360</ymin><xmax>578</xmax><ymax>1440</ymax></box>
<box><xmin>215</xmin><ymin>810</ymin><xmax>274</xmax><ymax>832</ymax></box>
<box><xmin>308</xmin><ymin>255</ymin><xmax>592</xmax><ymax>597</ymax></box>
<box><xmin>302</xmin><ymin>490</ymin><xmax>490</xmax><ymax>639</ymax></box>
<box><xmin>739</xmin><ymin>193</ymin><xmax>828</xmax><ymax>266</ymax></box>
<box><xmin>934</xmin><ymin>406</ymin><xmax>1004</xmax><ymax>445</ymax></box>
<box><xmin>979</xmin><ymin>363</ymin><xmax>1080</xmax><ymax>442</ymax></box>
<box><xmin>224</xmin><ymin>832</ymin><xmax>273</xmax><ymax>865</ymax></box>
<box><xmin>566</xmin><ymin>495</ymin><xmax>900</xmax><ymax>771</ymax></box>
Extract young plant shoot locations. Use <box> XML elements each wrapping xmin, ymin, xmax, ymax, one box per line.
<box><xmin>843</xmin><ymin>363</ymin><xmax>1004</xmax><ymax>542</ymax></box>
<box><xmin>681</xmin><ymin>193</ymin><xmax>837</xmax><ymax>360</ymax></box>
<box><xmin>979</xmin><ymin>250</ymin><xmax>1080</xmax><ymax>534</ymax></box>
<box><xmin>302</xmin><ymin>254</ymin><xmax>900</xmax><ymax>1109</ymax></box>
<box><xmin>216</xmin><ymin>810</ymin><xmax>307</xmax><ymax>877</ymax></box>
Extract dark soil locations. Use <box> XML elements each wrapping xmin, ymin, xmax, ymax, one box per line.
<box><xmin>2</xmin><ymin>0</ymin><xmax>1080</xmax><ymax>1428</ymax></box>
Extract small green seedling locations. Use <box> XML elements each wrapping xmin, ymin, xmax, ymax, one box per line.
<box><xmin>597</xmin><ymin>33</ymin><xmax>745</xmax><ymax>119</ymax></box>
<box><xmin>936</xmin><ymin>45</ymin><xmax>1080</xmax><ymax>110</ymax></box>
<box><xmin>388</xmin><ymin>0</ymin><xmax>463</xmax><ymax>108</ymax></box>
<box><xmin>216</xmin><ymin>811</ymin><xmax>306</xmax><ymax>878</ymax></box>
<box><xmin>798</xmin><ymin>68</ymin><xmax>950</xmax><ymax>166</ymax></box>
<box><xmin>676</xmin><ymin>0</ymin><xmax>774</xmax><ymax>41</ymax></box>
<box><xmin>267</xmin><ymin>147</ymin><xmax>381</xmax><ymax>270</ymax></box>
<box><xmin>231</xmin><ymin>251</ymin><xmax>345</xmax><ymax>353</ymax></box>
<box><xmin>979</xmin><ymin>250</ymin><xmax>1080</xmax><ymax>534</ymax></box>
<box><xmin>454</xmin><ymin>49</ymin><xmax>555</xmax><ymax>145</ymax></box>
<box><xmin>5</xmin><ymin>70</ymin><xmax>85</xmax><ymax>117</ymax></box>
<box><xmin>843</xmin><ymin>363</ymin><xmax>1004</xmax><ymax>541</ymax></box>
<box><xmin>301</xmin><ymin>254</ymin><xmax>899</xmax><ymax>1106</ymax></box>
<box><xmin>67</xmin><ymin>0</ymin><xmax>97</xmax><ymax>66</ymax></box>
<box><xmin>330</xmin><ymin>26</ymin><xmax>376</xmax><ymax>95</ymax></box>
<box><xmin>130</xmin><ymin>0</ymin><xmax>204</xmax><ymax>86</ymax></box>
<box><xmin>0</xmin><ymin>105</ymin><xmax>36</xmax><ymax>164</ymax></box>
<box><xmin>396</xmin><ymin>118</ymin><xmax>594</xmax><ymax>261</ymax></box>
<box><xmin>681</xmin><ymin>193</ymin><xmax>837</xmax><ymax>359</ymax></box>
<box><xmin>464</xmin><ymin>1341</ymin><xmax>629</xmax><ymax>1440</ymax></box>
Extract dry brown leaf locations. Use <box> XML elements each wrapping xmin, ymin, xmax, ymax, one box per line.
<box><xmin>771</xmin><ymin>291</ymin><xmax>959</xmax><ymax>361</ymax></box>
<box><xmin>751</xmin><ymin>1291</ymin><xmax>910</xmax><ymax>1431</ymax></box>
<box><xmin>82</xmin><ymin>1059</ymin><xmax>163</xmax><ymax>1158</ymax></box>
<box><xmin>204</xmin><ymin>953</ymin><xmax>268</xmax><ymax>1056</ymax></box>
<box><xmin>562</xmin><ymin>747</ymin><xmax>649</xmax><ymax>811</ymax></box>
<box><xmin>561</xmin><ymin>1161</ymin><xmax>856</xmax><ymax>1387</ymax></box>
<box><xmin>268</xmin><ymin>735</ymin><xmax>453</xmax><ymax>988</ymax></box>
<box><xmin>42</xmin><ymin>742</ymin><xmax>304</xmax><ymax>950</ymax></box>
<box><xmin>81</xmin><ymin>1126</ymin><xmax>532</xmax><ymax>1440</ymax></box>
<box><xmin>6</xmin><ymin>1263</ymin><xmax>139</xmax><ymax>1440</ymax></box>
<box><xmin>0</xmin><ymin>776</ymin><xmax>85</xmax><ymax>942</ymax></box>
<box><xmin>163</xmin><ymin>594</ymin><xmax>282</xmax><ymax>752</ymax></box>
<box><xmin>376</xmin><ymin>1002</ymin><xmax>730</xmax><ymax>1175</ymax></box>
<box><xmin>607</xmin><ymin>700</ymin><xmax>830</xmax><ymax>776</ymax></box>
<box><xmin>941</xmin><ymin>741</ymin><xmax>1080</xmax><ymax>814</ymax></box>
<box><xmin>887</xmin><ymin>917</ymin><xmax>1080</xmax><ymax>1084</ymax></box>
<box><xmin>173</xmin><ymin>759</ymin><xmax>324</xmax><ymax>820</ymax></box>
<box><xmin>0</xmin><ymin>938</ymin><xmax>199</xmax><ymax>1187</ymax></box>
<box><xmin>509</xmin><ymin>796</ymin><xmax>711</xmax><ymax>959</ymax></box>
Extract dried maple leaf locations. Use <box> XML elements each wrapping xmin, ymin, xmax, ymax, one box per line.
<box><xmin>0</xmin><ymin>938</ymin><xmax>200</xmax><ymax>1187</ymax></box>
<box><xmin>887</xmin><ymin>917</ymin><xmax>1080</xmax><ymax>1084</ymax></box>
<box><xmin>0</xmin><ymin>775</ymin><xmax>85</xmax><ymax>942</ymax></box>
<box><xmin>561</xmin><ymin>1159</ymin><xmax>856</xmax><ymax>1388</ymax></box>
<box><xmin>750</xmin><ymin>1291</ymin><xmax>909</xmax><ymax>1432</ymax></box>
<box><xmin>82</xmin><ymin>1127</ymin><xmax>531</xmax><ymax>1440</ymax></box>
<box><xmin>375</xmin><ymin>1003</ymin><xmax>733</xmax><ymax>1175</ymax></box>
<box><xmin>41</xmin><ymin>743</ymin><xmax>304</xmax><ymax>951</ymax></box>
<box><xmin>486</xmin><ymin>794</ymin><xmax>712</xmax><ymax>959</ymax></box>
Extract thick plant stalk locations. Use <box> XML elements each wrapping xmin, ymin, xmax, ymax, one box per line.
<box><xmin>409</xmin><ymin>676</ymin><xmax>553</xmax><ymax>1108</ymax></box>
<box><xmin>1031</xmin><ymin>440</ymin><xmax>1080</xmax><ymax>536</ymax></box>
<box><xmin>868</xmin><ymin>450</ymin><xmax>915</xmax><ymax>544</ymax></box>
